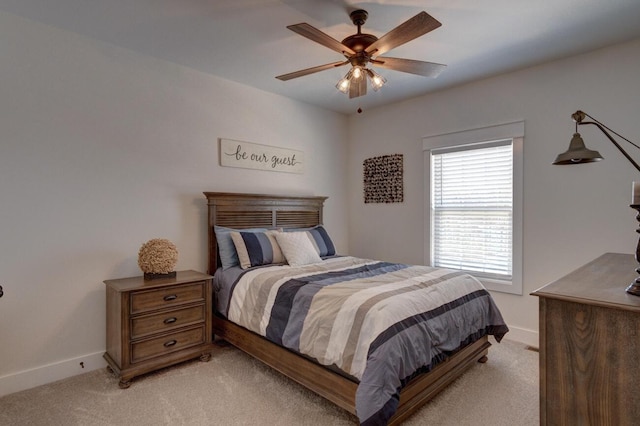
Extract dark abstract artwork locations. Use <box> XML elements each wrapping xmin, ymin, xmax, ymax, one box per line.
<box><xmin>363</xmin><ymin>154</ymin><xmax>404</xmax><ymax>203</ymax></box>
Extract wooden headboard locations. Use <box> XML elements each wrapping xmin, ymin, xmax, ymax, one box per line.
<box><xmin>204</xmin><ymin>192</ymin><xmax>327</xmax><ymax>274</ymax></box>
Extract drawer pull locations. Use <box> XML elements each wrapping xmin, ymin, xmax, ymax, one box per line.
<box><xmin>163</xmin><ymin>294</ymin><xmax>178</xmax><ymax>301</ymax></box>
<box><xmin>163</xmin><ymin>317</ymin><xmax>177</xmax><ymax>325</ymax></box>
<box><xmin>164</xmin><ymin>339</ymin><xmax>178</xmax><ymax>347</ymax></box>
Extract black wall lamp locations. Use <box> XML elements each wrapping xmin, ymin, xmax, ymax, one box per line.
<box><xmin>553</xmin><ymin>110</ymin><xmax>640</xmax><ymax>296</ymax></box>
<box><xmin>553</xmin><ymin>110</ymin><xmax>640</xmax><ymax>171</ymax></box>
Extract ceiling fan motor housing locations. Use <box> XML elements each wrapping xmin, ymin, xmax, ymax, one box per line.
<box><xmin>342</xmin><ymin>33</ymin><xmax>378</xmax><ymax>53</ymax></box>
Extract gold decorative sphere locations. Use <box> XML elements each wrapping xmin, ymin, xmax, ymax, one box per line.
<box><xmin>138</xmin><ymin>239</ymin><xmax>178</xmax><ymax>274</ymax></box>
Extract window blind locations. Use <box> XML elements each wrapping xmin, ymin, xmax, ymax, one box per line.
<box><xmin>431</xmin><ymin>140</ymin><xmax>513</xmax><ymax>280</ymax></box>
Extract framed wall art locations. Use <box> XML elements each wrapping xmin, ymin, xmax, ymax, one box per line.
<box><xmin>363</xmin><ymin>154</ymin><xmax>404</xmax><ymax>203</ymax></box>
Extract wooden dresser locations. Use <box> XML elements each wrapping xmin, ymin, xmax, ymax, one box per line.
<box><xmin>104</xmin><ymin>270</ymin><xmax>213</xmax><ymax>388</ymax></box>
<box><xmin>532</xmin><ymin>253</ymin><xmax>640</xmax><ymax>425</ymax></box>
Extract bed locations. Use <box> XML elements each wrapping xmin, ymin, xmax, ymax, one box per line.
<box><xmin>204</xmin><ymin>191</ymin><xmax>508</xmax><ymax>425</ymax></box>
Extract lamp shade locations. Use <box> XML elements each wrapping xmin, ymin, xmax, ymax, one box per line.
<box><xmin>553</xmin><ymin>133</ymin><xmax>604</xmax><ymax>165</ymax></box>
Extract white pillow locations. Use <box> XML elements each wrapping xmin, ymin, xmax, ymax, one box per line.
<box><xmin>275</xmin><ymin>231</ymin><xmax>322</xmax><ymax>266</ymax></box>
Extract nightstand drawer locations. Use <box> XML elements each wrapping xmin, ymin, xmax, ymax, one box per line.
<box><xmin>131</xmin><ymin>326</ymin><xmax>205</xmax><ymax>363</ymax></box>
<box><xmin>131</xmin><ymin>305</ymin><xmax>205</xmax><ymax>339</ymax></box>
<box><xmin>130</xmin><ymin>282</ymin><xmax>205</xmax><ymax>314</ymax></box>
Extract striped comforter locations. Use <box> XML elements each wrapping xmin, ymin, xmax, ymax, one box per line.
<box><xmin>225</xmin><ymin>256</ymin><xmax>509</xmax><ymax>425</ymax></box>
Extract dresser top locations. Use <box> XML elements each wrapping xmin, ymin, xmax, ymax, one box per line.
<box><xmin>104</xmin><ymin>270</ymin><xmax>212</xmax><ymax>292</ymax></box>
<box><xmin>532</xmin><ymin>253</ymin><xmax>640</xmax><ymax>312</ymax></box>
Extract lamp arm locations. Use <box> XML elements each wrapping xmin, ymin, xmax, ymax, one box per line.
<box><xmin>579</xmin><ymin>121</ymin><xmax>640</xmax><ymax>173</ymax></box>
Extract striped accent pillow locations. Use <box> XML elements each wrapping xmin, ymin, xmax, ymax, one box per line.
<box><xmin>230</xmin><ymin>230</ymin><xmax>285</xmax><ymax>269</ymax></box>
<box><xmin>214</xmin><ymin>226</ymin><xmax>268</xmax><ymax>269</ymax></box>
<box><xmin>305</xmin><ymin>225</ymin><xmax>336</xmax><ymax>257</ymax></box>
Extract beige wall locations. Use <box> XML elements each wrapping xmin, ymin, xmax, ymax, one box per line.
<box><xmin>347</xmin><ymin>38</ymin><xmax>640</xmax><ymax>346</ymax></box>
<box><xmin>0</xmin><ymin>11</ymin><xmax>348</xmax><ymax>395</ymax></box>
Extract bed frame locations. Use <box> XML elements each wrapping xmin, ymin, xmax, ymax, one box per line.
<box><xmin>204</xmin><ymin>191</ymin><xmax>490</xmax><ymax>425</ymax></box>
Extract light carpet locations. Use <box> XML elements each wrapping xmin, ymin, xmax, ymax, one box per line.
<box><xmin>0</xmin><ymin>338</ymin><xmax>538</xmax><ymax>425</ymax></box>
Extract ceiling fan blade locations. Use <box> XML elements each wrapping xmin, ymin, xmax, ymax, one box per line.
<box><xmin>365</xmin><ymin>11</ymin><xmax>441</xmax><ymax>56</ymax></box>
<box><xmin>349</xmin><ymin>76</ymin><xmax>367</xmax><ymax>99</ymax></box>
<box><xmin>372</xmin><ymin>57</ymin><xmax>446</xmax><ymax>77</ymax></box>
<box><xmin>276</xmin><ymin>61</ymin><xmax>348</xmax><ymax>81</ymax></box>
<box><xmin>287</xmin><ymin>23</ymin><xmax>356</xmax><ymax>56</ymax></box>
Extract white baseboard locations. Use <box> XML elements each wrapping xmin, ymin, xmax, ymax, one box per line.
<box><xmin>0</xmin><ymin>351</ymin><xmax>107</xmax><ymax>397</ymax></box>
<box><xmin>501</xmin><ymin>325</ymin><xmax>539</xmax><ymax>349</ymax></box>
<box><xmin>0</xmin><ymin>327</ymin><xmax>539</xmax><ymax>398</ymax></box>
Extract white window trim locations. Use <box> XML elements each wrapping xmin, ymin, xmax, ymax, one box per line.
<box><xmin>423</xmin><ymin>121</ymin><xmax>524</xmax><ymax>295</ymax></box>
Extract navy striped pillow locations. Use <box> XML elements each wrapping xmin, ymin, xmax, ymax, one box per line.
<box><xmin>304</xmin><ymin>225</ymin><xmax>336</xmax><ymax>257</ymax></box>
<box><xmin>230</xmin><ymin>230</ymin><xmax>285</xmax><ymax>269</ymax></box>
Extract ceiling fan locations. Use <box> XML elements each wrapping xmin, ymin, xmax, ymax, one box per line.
<box><xmin>276</xmin><ymin>9</ymin><xmax>446</xmax><ymax>99</ymax></box>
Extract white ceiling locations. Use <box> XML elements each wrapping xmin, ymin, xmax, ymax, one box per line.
<box><xmin>2</xmin><ymin>0</ymin><xmax>640</xmax><ymax>115</ymax></box>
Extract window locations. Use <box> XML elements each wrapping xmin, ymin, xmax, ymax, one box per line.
<box><xmin>423</xmin><ymin>122</ymin><xmax>523</xmax><ymax>295</ymax></box>
<box><xmin>432</xmin><ymin>141</ymin><xmax>513</xmax><ymax>279</ymax></box>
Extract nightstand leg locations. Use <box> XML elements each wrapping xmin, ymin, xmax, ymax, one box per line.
<box><xmin>200</xmin><ymin>353</ymin><xmax>212</xmax><ymax>362</ymax></box>
<box><xmin>118</xmin><ymin>379</ymin><xmax>132</xmax><ymax>389</ymax></box>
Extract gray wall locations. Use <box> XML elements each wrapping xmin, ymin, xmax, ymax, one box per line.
<box><xmin>347</xmin><ymin>38</ymin><xmax>640</xmax><ymax>345</ymax></box>
<box><xmin>0</xmin><ymin>11</ymin><xmax>348</xmax><ymax>395</ymax></box>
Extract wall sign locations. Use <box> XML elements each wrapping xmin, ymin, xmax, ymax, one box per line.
<box><xmin>220</xmin><ymin>138</ymin><xmax>304</xmax><ymax>174</ymax></box>
<box><xmin>363</xmin><ymin>154</ymin><xmax>404</xmax><ymax>203</ymax></box>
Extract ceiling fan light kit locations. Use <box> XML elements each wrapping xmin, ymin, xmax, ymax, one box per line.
<box><xmin>277</xmin><ymin>9</ymin><xmax>446</xmax><ymax>99</ymax></box>
<box><xmin>335</xmin><ymin>65</ymin><xmax>386</xmax><ymax>95</ymax></box>
<box><xmin>367</xmin><ymin>69</ymin><xmax>387</xmax><ymax>91</ymax></box>
<box><xmin>335</xmin><ymin>71</ymin><xmax>353</xmax><ymax>93</ymax></box>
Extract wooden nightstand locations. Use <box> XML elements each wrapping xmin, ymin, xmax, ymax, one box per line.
<box><xmin>532</xmin><ymin>253</ymin><xmax>640</xmax><ymax>425</ymax></box>
<box><xmin>104</xmin><ymin>270</ymin><xmax>213</xmax><ymax>388</ymax></box>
